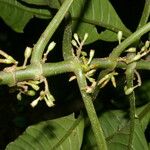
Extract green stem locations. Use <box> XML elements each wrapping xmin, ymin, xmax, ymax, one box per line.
<box><xmin>62</xmin><ymin>19</ymin><xmax>73</xmax><ymax>60</ymax></box>
<box><xmin>0</xmin><ymin>59</ymin><xmax>150</xmax><ymax>86</ymax></box>
<box><xmin>30</xmin><ymin>0</ymin><xmax>73</xmax><ymax>64</ymax></box>
<box><xmin>0</xmin><ymin>60</ymin><xmax>74</xmax><ymax>86</ymax></box>
<box><xmin>125</xmin><ymin>54</ymin><xmax>136</xmax><ymax>150</ymax></box>
<box><xmin>91</xmin><ymin>58</ymin><xmax>150</xmax><ymax>70</ymax></box>
<box><xmin>109</xmin><ymin>22</ymin><xmax>150</xmax><ymax>60</ymax></box>
<box><xmin>137</xmin><ymin>0</ymin><xmax>150</xmax><ymax>29</ymax></box>
<box><xmin>73</xmin><ymin>59</ymin><xmax>107</xmax><ymax>150</ymax></box>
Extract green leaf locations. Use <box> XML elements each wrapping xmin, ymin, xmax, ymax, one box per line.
<box><xmin>70</xmin><ymin>0</ymin><xmax>131</xmax><ymax>44</ymax></box>
<box><xmin>137</xmin><ymin>103</ymin><xmax>150</xmax><ymax>131</ymax></box>
<box><xmin>82</xmin><ymin>110</ymin><xmax>149</xmax><ymax>150</ymax></box>
<box><xmin>0</xmin><ymin>0</ymin><xmax>52</xmax><ymax>32</ymax></box>
<box><xmin>6</xmin><ymin>114</ymin><xmax>84</xmax><ymax>150</ymax></box>
<box><xmin>20</xmin><ymin>0</ymin><xmax>60</xmax><ymax>9</ymax></box>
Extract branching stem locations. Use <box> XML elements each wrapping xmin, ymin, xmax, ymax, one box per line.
<box><xmin>30</xmin><ymin>0</ymin><xmax>73</xmax><ymax>64</ymax></box>
<box><xmin>73</xmin><ymin>59</ymin><xmax>107</xmax><ymax>150</ymax></box>
<box><xmin>109</xmin><ymin>22</ymin><xmax>150</xmax><ymax>61</ymax></box>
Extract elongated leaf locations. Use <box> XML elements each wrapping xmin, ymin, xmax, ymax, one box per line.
<box><xmin>6</xmin><ymin>114</ymin><xmax>84</xmax><ymax>150</ymax></box>
<box><xmin>20</xmin><ymin>0</ymin><xmax>60</xmax><ymax>9</ymax></box>
<box><xmin>82</xmin><ymin>109</ymin><xmax>149</xmax><ymax>150</ymax></box>
<box><xmin>0</xmin><ymin>0</ymin><xmax>52</xmax><ymax>32</ymax></box>
<box><xmin>70</xmin><ymin>0</ymin><xmax>131</xmax><ymax>43</ymax></box>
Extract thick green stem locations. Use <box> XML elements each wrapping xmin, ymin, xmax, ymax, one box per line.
<box><xmin>73</xmin><ymin>59</ymin><xmax>107</xmax><ymax>150</ymax></box>
<box><xmin>137</xmin><ymin>0</ymin><xmax>150</xmax><ymax>29</ymax></box>
<box><xmin>62</xmin><ymin>20</ymin><xmax>73</xmax><ymax>60</ymax></box>
<box><xmin>91</xmin><ymin>58</ymin><xmax>150</xmax><ymax>70</ymax></box>
<box><xmin>30</xmin><ymin>0</ymin><xmax>73</xmax><ymax>64</ymax></box>
<box><xmin>125</xmin><ymin>54</ymin><xmax>137</xmax><ymax>150</ymax></box>
<box><xmin>0</xmin><ymin>59</ymin><xmax>150</xmax><ymax>86</ymax></box>
<box><xmin>109</xmin><ymin>22</ymin><xmax>150</xmax><ymax>60</ymax></box>
<box><xmin>0</xmin><ymin>60</ymin><xmax>74</xmax><ymax>86</ymax></box>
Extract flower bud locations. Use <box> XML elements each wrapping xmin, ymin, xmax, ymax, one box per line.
<box><xmin>24</xmin><ymin>47</ymin><xmax>32</xmax><ymax>59</ymax></box>
<box><xmin>17</xmin><ymin>92</ymin><xmax>22</xmax><ymax>101</ymax></box>
<box><xmin>47</xmin><ymin>41</ymin><xmax>56</xmax><ymax>52</ymax></box>
<box><xmin>26</xmin><ymin>90</ymin><xmax>36</xmax><ymax>96</ymax></box>
<box><xmin>83</xmin><ymin>33</ymin><xmax>88</xmax><ymax>42</ymax></box>
<box><xmin>145</xmin><ymin>41</ymin><xmax>150</xmax><ymax>49</ymax></box>
<box><xmin>124</xmin><ymin>86</ymin><xmax>134</xmax><ymax>95</ymax></box>
<box><xmin>74</xmin><ymin>33</ymin><xmax>80</xmax><ymax>44</ymax></box>
<box><xmin>126</xmin><ymin>47</ymin><xmax>136</xmax><ymax>53</ymax></box>
<box><xmin>71</xmin><ymin>40</ymin><xmax>78</xmax><ymax>47</ymax></box>
<box><xmin>117</xmin><ymin>31</ymin><xmax>123</xmax><ymax>44</ymax></box>
<box><xmin>87</xmin><ymin>50</ymin><xmax>95</xmax><ymax>65</ymax></box>
<box><xmin>30</xmin><ymin>98</ymin><xmax>40</xmax><ymax>108</ymax></box>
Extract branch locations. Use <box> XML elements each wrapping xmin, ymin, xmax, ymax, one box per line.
<box><xmin>30</xmin><ymin>0</ymin><xmax>74</xmax><ymax>64</ymax></box>
<box><xmin>73</xmin><ymin>59</ymin><xmax>107</xmax><ymax>150</ymax></box>
<box><xmin>137</xmin><ymin>0</ymin><xmax>150</xmax><ymax>29</ymax></box>
<box><xmin>0</xmin><ymin>60</ymin><xmax>73</xmax><ymax>86</ymax></box>
<box><xmin>0</xmin><ymin>59</ymin><xmax>150</xmax><ymax>86</ymax></box>
<box><xmin>109</xmin><ymin>22</ymin><xmax>150</xmax><ymax>61</ymax></box>
<box><xmin>91</xmin><ymin>58</ymin><xmax>150</xmax><ymax>70</ymax></box>
<box><xmin>125</xmin><ymin>53</ymin><xmax>137</xmax><ymax>149</ymax></box>
<box><xmin>62</xmin><ymin>19</ymin><xmax>73</xmax><ymax>60</ymax></box>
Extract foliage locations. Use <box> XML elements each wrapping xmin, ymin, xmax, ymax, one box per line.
<box><xmin>0</xmin><ymin>0</ymin><xmax>150</xmax><ymax>149</ymax></box>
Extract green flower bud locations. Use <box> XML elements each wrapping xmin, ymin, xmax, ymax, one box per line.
<box><xmin>73</xmin><ymin>33</ymin><xmax>80</xmax><ymax>44</ymax></box>
<box><xmin>83</xmin><ymin>33</ymin><xmax>88</xmax><ymax>42</ymax></box>
<box><xmin>117</xmin><ymin>31</ymin><xmax>123</xmax><ymax>44</ymax></box>
<box><xmin>71</xmin><ymin>40</ymin><xmax>78</xmax><ymax>47</ymax></box>
<box><xmin>17</xmin><ymin>92</ymin><xmax>22</xmax><ymax>101</ymax></box>
<box><xmin>47</xmin><ymin>41</ymin><xmax>56</xmax><ymax>52</ymax></box>
<box><xmin>124</xmin><ymin>86</ymin><xmax>134</xmax><ymax>95</ymax></box>
<box><xmin>26</xmin><ymin>90</ymin><xmax>36</xmax><ymax>96</ymax></box>
<box><xmin>111</xmin><ymin>76</ymin><xmax>116</xmax><ymax>88</ymax></box>
<box><xmin>29</xmin><ymin>83</ymin><xmax>39</xmax><ymax>91</ymax></box>
<box><xmin>24</xmin><ymin>47</ymin><xmax>32</xmax><ymax>59</ymax></box>
<box><xmin>145</xmin><ymin>41</ymin><xmax>150</xmax><ymax>49</ymax></box>
<box><xmin>4</xmin><ymin>59</ymin><xmax>13</xmax><ymax>64</ymax></box>
<box><xmin>126</xmin><ymin>47</ymin><xmax>136</xmax><ymax>53</ymax></box>
<box><xmin>87</xmin><ymin>50</ymin><xmax>95</xmax><ymax>65</ymax></box>
<box><xmin>30</xmin><ymin>98</ymin><xmax>40</xmax><ymax>108</ymax></box>
<box><xmin>132</xmin><ymin>54</ymin><xmax>141</xmax><ymax>61</ymax></box>
<box><xmin>81</xmin><ymin>51</ymin><xmax>87</xmax><ymax>57</ymax></box>
<box><xmin>44</xmin><ymin>94</ymin><xmax>55</xmax><ymax>107</ymax></box>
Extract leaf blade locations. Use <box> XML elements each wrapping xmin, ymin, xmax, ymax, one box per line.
<box><xmin>70</xmin><ymin>0</ymin><xmax>131</xmax><ymax>43</ymax></box>
<box><xmin>0</xmin><ymin>0</ymin><xmax>52</xmax><ymax>32</ymax></box>
<box><xmin>6</xmin><ymin>114</ymin><xmax>84</xmax><ymax>150</ymax></box>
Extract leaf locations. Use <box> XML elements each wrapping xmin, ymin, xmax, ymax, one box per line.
<box><xmin>70</xmin><ymin>0</ymin><xmax>131</xmax><ymax>44</ymax></box>
<box><xmin>82</xmin><ymin>109</ymin><xmax>149</xmax><ymax>150</ymax></box>
<box><xmin>137</xmin><ymin>103</ymin><xmax>150</xmax><ymax>131</ymax></box>
<box><xmin>19</xmin><ymin>0</ymin><xmax>60</xmax><ymax>9</ymax></box>
<box><xmin>6</xmin><ymin>114</ymin><xmax>84</xmax><ymax>150</ymax></box>
<box><xmin>0</xmin><ymin>0</ymin><xmax>52</xmax><ymax>32</ymax></box>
